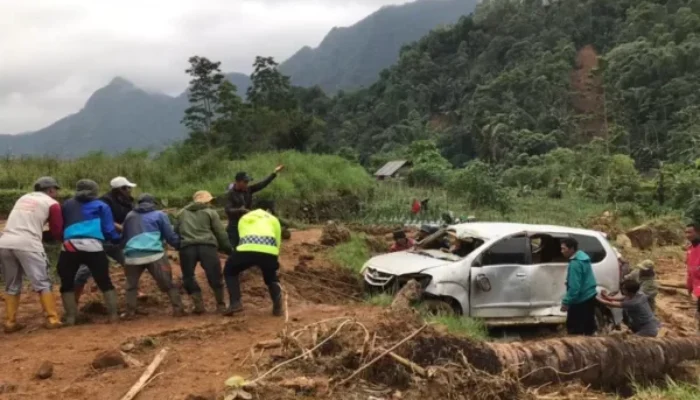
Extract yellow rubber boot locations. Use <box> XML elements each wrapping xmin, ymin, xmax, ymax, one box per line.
<box><xmin>3</xmin><ymin>294</ymin><xmax>24</xmax><ymax>333</ymax></box>
<box><xmin>39</xmin><ymin>292</ymin><xmax>63</xmax><ymax>329</ymax></box>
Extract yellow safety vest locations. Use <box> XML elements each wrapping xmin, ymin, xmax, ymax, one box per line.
<box><xmin>236</xmin><ymin>209</ymin><xmax>281</xmax><ymax>256</ymax></box>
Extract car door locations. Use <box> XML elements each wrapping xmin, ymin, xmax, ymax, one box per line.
<box><xmin>527</xmin><ymin>232</ymin><xmax>571</xmax><ymax>316</ymax></box>
<box><xmin>469</xmin><ymin>234</ymin><xmax>532</xmax><ymax>318</ymax></box>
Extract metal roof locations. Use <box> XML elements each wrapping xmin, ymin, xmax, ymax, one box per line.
<box><xmin>374</xmin><ymin>160</ymin><xmax>410</xmax><ymax>177</ymax></box>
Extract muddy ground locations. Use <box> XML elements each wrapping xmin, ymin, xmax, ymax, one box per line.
<box><xmin>0</xmin><ymin>227</ymin><xmax>697</xmax><ymax>400</ymax></box>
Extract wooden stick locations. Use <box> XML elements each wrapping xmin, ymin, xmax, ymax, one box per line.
<box><xmin>658</xmin><ymin>280</ymin><xmax>687</xmax><ymax>290</ymax></box>
<box><xmin>384</xmin><ymin>350</ymin><xmax>426</xmax><ymax>377</ymax></box>
<box><xmin>334</xmin><ymin>324</ymin><xmax>428</xmax><ymax>388</ymax></box>
<box><xmin>120</xmin><ymin>348</ymin><xmax>169</xmax><ymax>400</ymax></box>
<box><xmin>120</xmin><ymin>352</ymin><xmax>145</xmax><ymax>368</ymax></box>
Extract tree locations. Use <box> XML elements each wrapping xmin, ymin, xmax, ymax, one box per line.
<box><xmin>247</xmin><ymin>56</ymin><xmax>296</xmax><ymax>111</ymax></box>
<box><xmin>182</xmin><ymin>56</ymin><xmax>226</xmax><ymax>146</ymax></box>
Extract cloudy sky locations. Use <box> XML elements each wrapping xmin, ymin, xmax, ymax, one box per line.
<box><xmin>0</xmin><ymin>0</ymin><xmax>408</xmax><ymax>134</ymax></box>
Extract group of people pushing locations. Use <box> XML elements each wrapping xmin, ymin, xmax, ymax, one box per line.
<box><xmin>0</xmin><ymin>165</ymin><xmax>285</xmax><ymax>333</ymax></box>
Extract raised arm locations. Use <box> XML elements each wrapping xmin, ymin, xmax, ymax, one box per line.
<box><xmin>249</xmin><ymin>173</ymin><xmax>277</xmax><ymax>194</ymax></box>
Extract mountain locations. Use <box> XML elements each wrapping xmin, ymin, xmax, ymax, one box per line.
<box><xmin>279</xmin><ymin>0</ymin><xmax>478</xmax><ymax>93</ymax></box>
<box><xmin>0</xmin><ymin>0</ymin><xmax>478</xmax><ymax>157</ymax></box>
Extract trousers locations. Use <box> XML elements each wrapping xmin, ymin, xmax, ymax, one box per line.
<box><xmin>0</xmin><ymin>249</ymin><xmax>52</xmax><ymax>295</ymax></box>
<box><xmin>565</xmin><ymin>295</ymin><xmax>598</xmax><ymax>336</ymax></box>
<box><xmin>74</xmin><ymin>245</ymin><xmax>125</xmax><ymax>286</ymax></box>
<box><xmin>178</xmin><ymin>245</ymin><xmax>223</xmax><ymax>294</ymax></box>
<box><xmin>224</xmin><ymin>251</ymin><xmax>279</xmax><ymax>286</ymax></box>
<box><xmin>125</xmin><ymin>255</ymin><xmax>175</xmax><ymax>294</ymax></box>
<box><xmin>57</xmin><ymin>251</ymin><xmax>114</xmax><ymax>293</ymax></box>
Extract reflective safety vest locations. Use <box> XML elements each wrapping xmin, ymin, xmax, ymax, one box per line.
<box><xmin>236</xmin><ymin>209</ymin><xmax>281</xmax><ymax>256</ymax></box>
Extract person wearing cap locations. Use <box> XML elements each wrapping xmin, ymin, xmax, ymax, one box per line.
<box><xmin>389</xmin><ymin>230</ymin><xmax>414</xmax><ymax>253</ymax></box>
<box><xmin>73</xmin><ymin>176</ymin><xmax>136</xmax><ymax>305</ymax></box>
<box><xmin>225</xmin><ymin>166</ymin><xmax>284</xmax><ymax>247</ymax></box>
<box><xmin>175</xmin><ymin>190</ymin><xmax>233</xmax><ymax>314</ymax></box>
<box><xmin>58</xmin><ymin>179</ymin><xmax>121</xmax><ymax>325</ymax></box>
<box><xmin>223</xmin><ymin>204</ymin><xmax>283</xmax><ymax>316</ymax></box>
<box><xmin>121</xmin><ymin>194</ymin><xmax>184</xmax><ymax>319</ymax></box>
<box><xmin>0</xmin><ymin>177</ymin><xmax>63</xmax><ymax>332</ymax></box>
<box><xmin>624</xmin><ymin>259</ymin><xmax>659</xmax><ymax>311</ymax></box>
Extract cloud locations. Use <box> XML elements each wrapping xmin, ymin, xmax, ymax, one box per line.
<box><xmin>0</xmin><ymin>0</ymin><xmax>407</xmax><ymax>133</ymax></box>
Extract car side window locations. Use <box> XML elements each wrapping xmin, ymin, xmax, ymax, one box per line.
<box><xmin>571</xmin><ymin>234</ymin><xmax>607</xmax><ymax>263</ymax></box>
<box><xmin>481</xmin><ymin>236</ymin><xmax>529</xmax><ymax>266</ymax></box>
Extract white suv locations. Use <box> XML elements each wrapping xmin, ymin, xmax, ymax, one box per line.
<box><xmin>361</xmin><ymin>222</ymin><xmax>622</xmax><ymax>329</ymax></box>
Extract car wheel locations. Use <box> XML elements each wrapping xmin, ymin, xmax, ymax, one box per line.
<box><xmin>421</xmin><ymin>299</ymin><xmax>458</xmax><ymax>316</ymax></box>
<box><xmin>595</xmin><ymin>306</ymin><xmax>615</xmax><ymax>335</ymax></box>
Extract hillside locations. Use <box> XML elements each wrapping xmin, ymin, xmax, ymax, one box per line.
<box><xmin>279</xmin><ymin>0</ymin><xmax>478</xmax><ymax>93</ymax></box>
<box><xmin>323</xmin><ymin>0</ymin><xmax>700</xmax><ymax>170</ymax></box>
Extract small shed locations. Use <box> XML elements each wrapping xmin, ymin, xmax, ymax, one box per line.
<box><xmin>374</xmin><ymin>160</ymin><xmax>412</xmax><ymax>180</ymax></box>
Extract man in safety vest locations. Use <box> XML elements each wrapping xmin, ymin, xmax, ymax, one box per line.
<box><xmin>222</xmin><ymin>206</ymin><xmax>283</xmax><ymax>316</ymax></box>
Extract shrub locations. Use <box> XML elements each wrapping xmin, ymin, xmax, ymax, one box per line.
<box><xmin>448</xmin><ymin>161</ymin><xmax>512</xmax><ymax>213</ymax></box>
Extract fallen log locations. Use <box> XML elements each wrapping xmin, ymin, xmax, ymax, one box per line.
<box><xmin>488</xmin><ymin>335</ymin><xmax>700</xmax><ymax>387</ymax></box>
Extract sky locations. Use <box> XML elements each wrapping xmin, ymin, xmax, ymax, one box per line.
<box><xmin>0</xmin><ymin>0</ymin><xmax>409</xmax><ymax>134</ymax></box>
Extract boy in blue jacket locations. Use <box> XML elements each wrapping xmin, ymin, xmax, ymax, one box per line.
<box><xmin>560</xmin><ymin>237</ymin><xmax>599</xmax><ymax>335</ymax></box>
<box><xmin>121</xmin><ymin>194</ymin><xmax>183</xmax><ymax>319</ymax></box>
<box><xmin>59</xmin><ymin>179</ymin><xmax>121</xmax><ymax>325</ymax></box>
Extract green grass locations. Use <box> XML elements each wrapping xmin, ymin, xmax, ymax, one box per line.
<box><xmin>329</xmin><ymin>233</ymin><xmax>371</xmax><ymax>274</ymax></box>
<box><xmin>426</xmin><ymin>315</ymin><xmax>489</xmax><ymax>341</ymax></box>
<box><xmin>365</xmin><ymin>293</ymin><xmax>394</xmax><ymax>307</ymax></box>
<box><xmin>630</xmin><ymin>378</ymin><xmax>700</xmax><ymax>400</ymax></box>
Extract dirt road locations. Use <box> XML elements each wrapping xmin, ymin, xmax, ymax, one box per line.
<box><xmin>0</xmin><ymin>228</ymin><xmax>370</xmax><ymax>400</ymax></box>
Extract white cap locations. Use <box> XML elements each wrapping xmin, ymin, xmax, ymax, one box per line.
<box><xmin>110</xmin><ymin>176</ymin><xmax>137</xmax><ymax>189</ymax></box>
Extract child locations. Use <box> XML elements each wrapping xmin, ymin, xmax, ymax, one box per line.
<box><xmin>598</xmin><ymin>279</ymin><xmax>660</xmax><ymax>337</ymax></box>
<box><xmin>389</xmin><ymin>230</ymin><xmax>415</xmax><ymax>253</ymax></box>
<box><xmin>624</xmin><ymin>259</ymin><xmax>659</xmax><ymax>311</ymax></box>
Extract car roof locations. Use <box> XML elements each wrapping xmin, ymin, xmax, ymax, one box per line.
<box><xmin>451</xmin><ymin>222</ymin><xmax>604</xmax><ymax>241</ymax></box>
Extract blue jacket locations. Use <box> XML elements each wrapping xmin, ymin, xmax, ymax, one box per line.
<box><xmin>63</xmin><ymin>194</ymin><xmax>120</xmax><ymax>243</ymax></box>
<box><xmin>563</xmin><ymin>250</ymin><xmax>598</xmax><ymax>305</ymax></box>
<box><xmin>122</xmin><ymin>200</ymin><xmax>179</xmax><ymax>258</ymax></box>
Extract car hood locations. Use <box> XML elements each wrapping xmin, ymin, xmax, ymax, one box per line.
<box><xmin>364</xmin><ymin>250</ymin><xmax>454</xmax><ymax>275</ymax></box>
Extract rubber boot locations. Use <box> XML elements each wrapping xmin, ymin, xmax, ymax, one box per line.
<box><xmin>223</xmin><ymin>275</ymin><xmax>243</xmax><ymax>316</ymax></box>
<box><xmin>213</xmin><ymin>287</ymin><xmax>227</xmax><ymax>313</ymax></box>
<box><xmin>39</xmin><ymin>292</ymin><xmax>62</xmax><ymax>329</ymax></box>
<box><xmin>122</xmin><ymin>290</ymin><xmax>138</xmax><ymax>320</ymax></box>
<box><xmin>269</xmin><ymin>283</ymin><xmax>283</xmax><ymax>317</ymax></box>
<box><xmin>74</xmin><ymin>285</ymin><xmax>84</xmax><ymax>305</ymax></box>
<box><xmin>61</xmin><ymin>292</ymin><xmax>78</xmax><ymax>326</ymax></box>
<box><xmin>103</xmin><ymin>290</ymin><xmax>119</xmax><ymax>323</ymax></box>
<box><xmin>3</xmin><ymin>294</ymin><xmax>24</xmax><ymax>333</ymax></box>
<box><xmin>168</xmin><ymin>289</ymin><xmax>185</xmax><ymax>317</ymax></box>
<box><xmin>191</xmin><ymin>292</ymin><xmax>205</xmax><ymax>315</ymax></box>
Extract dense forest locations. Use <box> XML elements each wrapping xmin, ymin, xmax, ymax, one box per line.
<box><xmin>180</xmin><ymin>0</ymin><xmax>700</xmax><ymax>215</ymax></box>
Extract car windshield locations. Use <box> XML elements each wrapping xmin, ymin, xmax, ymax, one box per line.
<box><xmin>414</xmin><ymin>228</ymin><xmax>484</xmax><ymax>259</ymax></box>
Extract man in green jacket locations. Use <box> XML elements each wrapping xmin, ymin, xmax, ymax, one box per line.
<box><xmin>175</xmin><ymin>191</ymin><xmax>233</xmax><ymax>314</ymax></box>
<box><xmin>560</xmin><ymin>237</ymin><xmax>598</xmax><ymax>336</ymax></box>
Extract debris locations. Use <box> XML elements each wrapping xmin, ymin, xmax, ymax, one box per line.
<box><xmin>184</xmin><ymin>393</ymin><xmax>216</xmax><ymax>400</ymax></box>
<box><xmin>279</xmin><ymin>377</ymin><xmax>328</xmax><ymax>393</ymax></box>
<box><xmin>658</xmin><ymin>280</ymin><xmax>687</xmax><ymax>290</ymax></box>
<box><xmin>120</xmin><ymin>347</ymin><xmax>169</xmax><ymax>400</ymax></box>
<box><xmin>390</xmin><ymin>279</ymin><xmax>422</xmax><ymax>311</ymax></box>
<box><xmin>626</xmin><ymin>225</ymin><xmax>654</xmax><ymax>250</ymax></box>
<box><xmin>35</xmin><ymin>361</ymin><xmax>54</xmax><ymax>380</ymax></box>
<box><xmin>92</xmin><ymin>350</ymin><xmax>127</xmax><ymax>370</ymax></box>
<box><xmin>615</xmin><ymin>234</ymin><xmax>632</xmax><ymax>249</ymax></box>
<box><xmin>365</xmin><ymin>235</ymin><xmax>389</xmax><ymax>253</ymax></box>
<box><xmin>0</xmin><ymin>382</ymin><xmax>17</xmax><ymax>394</ymax></box>
<box><xmin>319</xmin><ymin>221</ymin><xmax>351</xmax><ymax>246</ymax></box>
<box><xmin>254</xmin><ymin>339</ymin><xmax>282</xmax><ymax>350</ymax></box>
<box><xmin>121</xmin><ymin>342</ymin><xmax>136</xmax><ymax>352</ymax></box>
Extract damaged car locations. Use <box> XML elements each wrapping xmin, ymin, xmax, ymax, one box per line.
<box><xmin>361</xmin><ymin>222</ymin><xmax>622</xmax><ymax>330</ymax></box>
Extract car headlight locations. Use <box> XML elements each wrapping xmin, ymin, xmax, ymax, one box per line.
<box><xmin>359</xmin><ymin>262</ymin><xmax>370</xmax><ymax>275</ymax></box>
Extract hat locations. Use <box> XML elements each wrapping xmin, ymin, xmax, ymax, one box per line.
<box><xmin>193</xmin><ymin>190</ymin><xmax>214</xmax><ymax>204</ymax></box>
<box><xmin>33</xmin><ymin>176</ymin><xmax>60</xmax><ymax>191</ymax></box>
<box><xmin>137</xmin><ymin>193</ymin><xmax>156</xmax><ymax>204</ymax></box>
<box><xmin>636</xmin><ymin>259</ymin><xmax>655</xmax><ymax>271</ymax></box>
<box><xmin>235</xmin><ymin>172</ymin><xmax>252</xmax><ymax>182</ymax></box>
<box><xmin>110</xmin><ymin>176</ymin><xmax>137</xmax><ymax>189</ymax></box>
<box><xmin>393</xmin><ymin>230</ymin><xmax>407</xmax><ymax>240</ymax></box>
<box><xmin>76</xmin><ymin>179</ymin><xmax>99</xmax><ymax>198</ymax></box>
